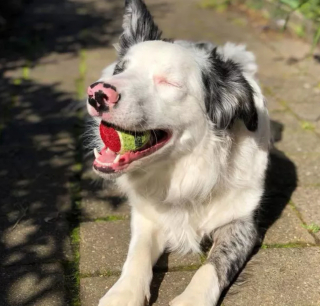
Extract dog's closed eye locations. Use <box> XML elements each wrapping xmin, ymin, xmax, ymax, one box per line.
<box><xmin>154</xmin><ymin>75</ymin><xmax>182</xmax><ymax>88</ymax></box>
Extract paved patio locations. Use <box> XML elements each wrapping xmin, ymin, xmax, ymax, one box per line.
<box><xmin>0</xmin><ymin>0</ymin><xmax>320</xmax><ymax>305</ymax></box>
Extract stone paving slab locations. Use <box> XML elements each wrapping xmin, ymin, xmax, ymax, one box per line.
<box><xmin>223</xmin><ymin>247</ymin><xmax>320</xmax><ymax>306</ymax></box>
<box><xmin>1</xmin><ymin>116</ymin><xmax>77</xmax><ymax>148</ymax></box>
<box><xmin>263</xmin><ymin>206</ymin><xmax>315</xmax><ymax>245</ymax></box>
<box><xmin>85</xmin><ymin>48</ymin><xmax>117</xmax><ymax>87</ymax></box>
<box><xmin>80</xmin><ymin>276</ymin><xmax>118</xmax><ymax>306</ymax></box>
<box><xmin>79</xmin><ymin>271</ymin><xmax>195</xmax><ymax>306</ymax></box>
<box><xmin>292</xmin><ymin>187</ymin><xmax>320</xmax><ymax>240</ymax></box>
<box><xmin>80</xmin><ymin>220</ymin><xmax>131</xmax><ymax>276</ymax></box>
<box><xmin>80</xmin><ymin>247</ymin><xmax>320</xmax><ymax>306</ymax></box>
<box><xmin>0</xmin><ymin>263</ymin><xmax>66</xmax><ymax>306</ymax></box>
<box><xmin>0</xmin><ymin>146</ymin><xmax>73</xmax><ymax>216</ymax></box>
<box><xmin>79</xmin><ymin>220</ymin><xmax>202</xmax><ymax>276</ymax></box>
<box><xmin>264</xmin><ymin>95</ymin><xmax>286</xmax><ymax>113</ymax></box>
<box><xmin>287</xmin><ymin>153</ymin><xmax>320</xmax><ymax>186</ymax></box>
<box><xmin>270</xmin><ymin>111</ymin><xmax>320</xmax><ymax>154</ymax></box>
<box><xmin>0</xmin><ymin>215</ymin><xmax>73</xmax><ymax>266</ymax></box>
<box><xmin>81</xmin><ymin>161</ymin><xmax>130</xmax><ymax>220</ymax></box>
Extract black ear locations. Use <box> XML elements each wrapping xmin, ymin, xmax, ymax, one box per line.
<box><xmin>118</xmin><ymin>0</ymin><xmax>162</xmax><ymax>57</ymax></box>
<box><xmin>202</xmin><ymin>48</ymin><xmax>258</xmax><ymax>132</ymax></box>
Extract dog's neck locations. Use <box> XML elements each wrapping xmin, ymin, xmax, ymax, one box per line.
<box><xmin>116</xmin><ymin>126</ymin><xmax>231</xmax><ymax>208</ymax></box>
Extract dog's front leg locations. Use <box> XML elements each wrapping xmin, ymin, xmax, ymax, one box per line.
<box><xmin>99</xmin><ymin>208</ymin><xmax>165</xmax><ymax>306</ymax></box>
<box><xmin>170</xmin><ymin>217</ymin><xmax>257</xmax><ymax>306</ymax></box>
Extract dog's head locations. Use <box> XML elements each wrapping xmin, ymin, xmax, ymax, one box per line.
<box><xmin>87</xmin><ymin>0</ymin><xmax>258</xmax><ymax>179</ymax></box>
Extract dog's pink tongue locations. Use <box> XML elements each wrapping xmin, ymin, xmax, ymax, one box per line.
<box><xmin>97</xmin><ymin>147</ymin><xmax>117</xmax><ymax>164</ymax></box>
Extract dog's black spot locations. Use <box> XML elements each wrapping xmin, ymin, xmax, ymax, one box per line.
<box><xmin>103</xmin><ymin>83</ymin><xmax>117</xmax><ymax>92</ymax></box>
<box><xmin>88</xmin><ymin>96</ymin><xmax>97</xmax><ymax>108</ymax></box>
<box><xmin>90</xmin><ymin>81</ymin><xmax>101</xmax><ymax>88</ymax></box>
<box><xmin>202</xmin><ymin>48</ymin><xmax>258</xmax><ymax>132</ymax></box>
<box><xmin>113</xmin><ymin>60</ymin><xmax>129</xmax><ymax>75</ymax></box>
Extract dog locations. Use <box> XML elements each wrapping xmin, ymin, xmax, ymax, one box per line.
<box><xmin>86</xmin><ymin>0</ymin><xmax>270</xmax><ymax>305</ymax></box>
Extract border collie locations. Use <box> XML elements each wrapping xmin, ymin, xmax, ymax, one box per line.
<box><xmin>86</xmin><ymin>0</ymin><xmax>270</xmax><ymax>305</ymax></box>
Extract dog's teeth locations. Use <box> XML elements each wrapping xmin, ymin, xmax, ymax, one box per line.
<box><xmin>113</xmin><ymin>154</ymin><xmax>121</xmax><ymax>164</ymax></box>
<box><xmin>94</xmin><ymin>148</ymin><xmax>100</xmax><ymax>159</ymax></box>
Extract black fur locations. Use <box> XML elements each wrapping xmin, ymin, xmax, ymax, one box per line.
<box><xmin>113</xmin><ymin>60</ymin><xmax>127</xmax><ymax>75</ymax></box>
<box><xmin>118</xmin><ymin>0</ymin><xmax>162</xmax><ymax>57</ymax></box>
<box><xmin>207</xmin><ymin>218</ymin><xmax>257</xmax><ymax>289</ymax></box>
<box><xmin>202</xmin><ymin>48</ymin><xmax>258</xmax><ymax>132</ymax></box>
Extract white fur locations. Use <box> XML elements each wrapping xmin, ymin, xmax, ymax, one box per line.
<box><xmin>89</xmin><ymin>41</ymin><xmax>270</xmax><ymax>306</ymax></box>
<box><xmin>170</xmin><ymin>264</ymin><xmax>220</xmax><ymax>306</ymax></box>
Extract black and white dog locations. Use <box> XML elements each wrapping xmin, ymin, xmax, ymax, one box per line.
<box><xmin>86</xmin><ymin>0</ymin><xmax>270</xmax><ymax>305</ymax></box>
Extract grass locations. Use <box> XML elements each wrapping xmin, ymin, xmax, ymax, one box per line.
<box><xmin>94</xmin><ymin>215</ymin><xmax>126</xmax><ymax>222</ymax></box>
<box><xmin>302</xmin><ymin>223</ymin><xmax>320</xmax><ymax>233</ymax></box>
<box><xmin>261</xmin><ymin>242</ymin><xmax>313</xmax><ymax>249</ymax></box>
<box><xmin>300</xmin><ymin>120</ymin><xmax>315</xmax><ymax>131</ymax></box>
<box><xmin>64</xmin><ymin>227</ymin><xmax>81</xmax><ymax>306</ymax></box>
<box><xmin>65</xmin><ymin>68</ymin><xmax>86</xmax><ymax>304</ymax></box>
<box><xmin>199</xmin><ymin>0</ymin><xmax>230</xmax><ymax>11</ymax></box>
<box><xmin>22</xmin><ymin>65</ymin><xmax>30</xmax><ymax>80</ymax></box>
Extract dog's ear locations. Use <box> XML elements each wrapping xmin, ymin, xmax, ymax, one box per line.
<box><xmin>117</xmin><ymin>0</ymin><xmax>162</xmax><ymax>57</ymax></box>
<box><xmin>202</xmin><ymin>48</ymin><xmax>258</xmax><ymax>132</ymax></box>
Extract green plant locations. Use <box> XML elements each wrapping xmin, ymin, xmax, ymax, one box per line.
<box><xmin>302</xmin><ymin>223</ymin><xmax>320</xmax><ymax>233</ymax></box>
<box><xmin>277</xmin><ymin>0</ymin><xmax>320</xmax><ymax>51</ymax></box>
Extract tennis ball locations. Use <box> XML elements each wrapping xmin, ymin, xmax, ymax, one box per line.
<box><xmin>99</xmin><ymin>122</ymin><xmax>151</xmax><ymax>154</ymax></box>
<box><xmin>117</xmin><ymin>130</ymin><xmax>151</xmax><ymax>154</ymax></box>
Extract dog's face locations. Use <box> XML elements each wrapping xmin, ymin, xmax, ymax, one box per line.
<box><xmin>87</xmin><ymin>0</ymin><xmax>258</xmax><ymax>179</ymax></box>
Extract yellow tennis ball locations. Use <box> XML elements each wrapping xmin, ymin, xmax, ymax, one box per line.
<box><xmin>117</xmin><ymin>130</ymin><xmax>151</xmax><ymax>154</ymax></box>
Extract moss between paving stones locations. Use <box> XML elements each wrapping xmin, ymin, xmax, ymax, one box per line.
<box><xmin>93</xmin><ymin>215</ymin><xmax>127</xmax><ymax>222</ymax></box>
<box><xmin>261</xmin><ymin>242</ymin><xmax>313</xmax><ymax>249</ymax></box>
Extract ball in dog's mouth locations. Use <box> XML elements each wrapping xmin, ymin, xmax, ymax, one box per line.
<box><xmin>93</xmin><ymin>121</ymin><xmax>171</xmax><ymax>174</ymax></box>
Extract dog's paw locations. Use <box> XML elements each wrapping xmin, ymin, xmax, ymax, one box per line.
<box><xmin>169</xmin><ymin>294</ymin><xmax>209</xmax><ymax>306</ymax></box>
<box><xmin>98</xmin><ymin>289</ymin><xmax>144</xmax><ymax>306</ymax></box>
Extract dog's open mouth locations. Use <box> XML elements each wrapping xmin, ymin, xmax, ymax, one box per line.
<box><xmin>93</xmin><ymin>121</ymin><xmax>171</xmax><ymax>174</ymax></box>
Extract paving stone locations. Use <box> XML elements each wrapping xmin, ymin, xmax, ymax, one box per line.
<box><xmin>296</xmin><ymin>56</ymin><xmax>320</xmax><ymax>80</ymax></box>
<box><xmin>0</xmin><ymin>215</ymin><xmax>73</xmax><ymax>266</ymax></box>
<box><xmin>287</xmin><ymin>153</ymin><xmax>320</xmax><ymax>186</ymax></box>
<box><xmin>81</xmin><ymin>248</ymin><xmax>320</xmax><ymax>306</ymax></box>
<box><xmin>263</xmin><ymin>205</ymin><xmax>315</xmax><ymax>245</ymax></box>
<box><xmin>1</xmin><ymin>116</ymin><xmax>77</xmax><ymax>148</ymax></box>
<box><xmin>289</xmin><ymin>98</ymin><xmax>320</xmax><ymax>122</ymax></box>
<box><xmin>0</xmin><ymin>263</ymin><xmax>66</xmax><ymax>306</ymax></box>
<box><xmin>292</xmin><ymin>187</ymin><xmax>320</xmax><ymax>240</ymax></box>
<box><xmin>79</xmin><ymin>220</ymin><xmax>202</xmax><ymax>276</ymax></box>
<box><xmin>85</xmin><ymin>48</ymin><xmax>117</xmax><ymax>86</ymax></box>
<box><xmin>154</xmin><ymin>251</ymin><xmax>201</xmax><ymax>271</ymax></box>
<box><xmin>223</xmin><ymin>248</ymin><xmax>320</xmax><ymax>306</ymax></box>
<box><xmin>80</xmin><ymin>276</ymin><xmax>118</xmax><ymax>306</ymax></box>
<box><xmin>264</xmin><ymin>95</ymin><xmax>285</xmax><ymax>113</ymax></box>
<box><xmin>316</xmin><ymin>121</ymin><xmax>320</xmax><ymax>135</ymax></box>
<box><xmin>30</xmin><ymin>55</ymin><xmax>80</xmax><ymax>95</ymax></box>
<box><xmin>261</xmin><ymin>73</ymin><xmax>319</xmax><ymax>107</ymax></box>
<box><xmin>80</xmin><ymin>271</ymin><xmax>195</xmax><ymax>306</ymax></box>
<box><xmin>270</xmin><ymin>111</ymin><xmax>320</xmax><ymax>153</ymax></box>
<box><xmin>81</xmin><ymin>161</ymin><xmax>130</xmax><ymax>220</ymax></box>
<box><xmin>80</xmin><ymin>220</ymin><xmax>131</xmax><ymax>275</ymax></box>
<box><xmin>151</xmin><ymin>271</ymin><xmax>194</xmax><ymax>305</ymax></box>
<box><xmin>0</xmin><ymin>147</ymin><xmax>73</xmax><ymax>216</ymax></box>
<box><xmin>267</xmin><ymin>37</ymin><xmax>311</xmax><ymax>61</ymax></box>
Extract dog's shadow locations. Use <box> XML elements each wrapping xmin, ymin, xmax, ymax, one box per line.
<box><xmin>149</xmin><ymin>120</ymin><xmax>298</xmax><ymax>305</ymax></box>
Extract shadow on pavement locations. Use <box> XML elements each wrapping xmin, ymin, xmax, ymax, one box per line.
<box><xmin>0</xmin><ymin>0</ymin><xmax>124</xmax><ymax>304</ymax></box>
